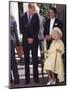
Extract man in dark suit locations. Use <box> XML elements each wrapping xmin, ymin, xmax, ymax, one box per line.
<box><xmin>20</xmin><ymin>3</ymin><xmax>39</xmax><ymax>84</ymax></box>
<box><xmin>10</xmin><ymin>16</ymin><xmax>19</xmax><ymax>84</ymax></box>
<box><xmin>44</xmin><ymin>7</ymin><xmax>63</xmax><ymax>49</ymax></box>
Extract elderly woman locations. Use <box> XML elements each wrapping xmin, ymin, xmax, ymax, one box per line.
<box><xmin>44</xmin><ymin>27</ymin><xmax>64</xmax><ymax>85</ymax></box>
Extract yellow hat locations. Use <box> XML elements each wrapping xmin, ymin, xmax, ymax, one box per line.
<box><xmin>51</xmin><ymin>27</ymin><xmax>62</xmax><ymax>38</ymax></box>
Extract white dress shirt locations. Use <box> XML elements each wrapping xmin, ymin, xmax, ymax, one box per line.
<box><xmin>49</xmin><ymin>17</ymin><xmax>55</xmax><ymax>35</ymax></box>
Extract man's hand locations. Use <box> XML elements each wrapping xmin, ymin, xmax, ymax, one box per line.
<box><xmin>27</xmin><ymin>38</ymin><xmax>33</xmax><ymax>44</ymax></box>
<box><xmin>45</xmin><ymin>35</ymin><xmax>52</xmax><ymax>40</ymax></box>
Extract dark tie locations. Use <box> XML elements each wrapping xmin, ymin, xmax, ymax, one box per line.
<box><xmin>28</xmin><ymin>15</ymin><xmax>31</xmax><ymax>23</ymax></box>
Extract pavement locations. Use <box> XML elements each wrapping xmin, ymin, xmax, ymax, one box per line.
<box><xmin>10</xmin><ymin>61</ymin><xmax>66</xmax><ymax>89</ymax></box>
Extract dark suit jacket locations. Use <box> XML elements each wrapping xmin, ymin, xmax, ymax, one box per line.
<box><xmin>10</xmin><ymin>20</ymin><xmax>19</xmax><ymax>47</ymax></box>
<box><xmin>44</xmin><ymin>18</ymin><xmax>63</xmax><ymax>49</ymax></box>
<box><xmin>44</xmin><ymin>18</ymin><xmax>63</xmax><ymax>36</ymax></box>
<box><xmin>20</xmin><ymin>12</ymin><xmax>39</xmax><ymax>44</ymax></box>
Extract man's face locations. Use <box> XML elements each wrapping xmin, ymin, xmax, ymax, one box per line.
<box><xmin>48</xmin><ymin>9</ymin><xmax>56</xmax><ymax>19</ymax></box>
<box><xmin>28</xmin><ymin>8</ymin><xmax>34</xmax><ymax>15</ymax></box>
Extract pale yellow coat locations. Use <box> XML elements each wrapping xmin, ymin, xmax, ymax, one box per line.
<box><xmin>44</xmin><ymin>40</ymin><xmax>64</xmax><ymax>82</ymax></box>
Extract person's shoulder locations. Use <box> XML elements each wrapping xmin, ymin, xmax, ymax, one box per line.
<box><xmin>39</xmin><ymin>14</ymin><xmax>45</xmax><ymax>20</ymax></box>
<box><xmin>44</xmin><ymin>18</ymin><xmax>50</xmax><ymax>24</ymax></box>
<box><xmin>45</xmin><ymin>17</ymin><xmax>50</xmax><ymax>21</ymax></box>
<box><xmin>21</xmin><ymin>12</ymin><xmax>27</xmax><ymax>18</ymax></box>
<box><xmin>33</xmin><ymin>13</ymin><xmax>38</xmax><ymax>15</ymax></box>
<box><xmin>55</xmin><ymin>18</ymin><xmax>62</xmax><ymax>23</ymax></box>
<box><xmin>60</xmin><ymin>40</ymin><xmax>64</xmax><ymax>44</ymax></box>
<box><xmin>57</xmin><ymin>39</ymin><xmax>64</xmax><ymax>45</ymax></box>
<box><xmin>32</xmin><ymin>13</ymin><xmax>39</xmax><ymax>20</ymax></box>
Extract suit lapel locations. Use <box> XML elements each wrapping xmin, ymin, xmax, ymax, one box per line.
<box><xmin>48</xmin><ymin>19</ymin><xmax>50</xmax><ymax>34</ymax></box>
<box><xmin>25</xmin><ymin>12</ymin><xmax>29</xmax><ymax>23</ymax></box>
<box><xmin>53</xmin><ymin>18</ymin><xmax>58</xmax><ymax>28</ymax></box>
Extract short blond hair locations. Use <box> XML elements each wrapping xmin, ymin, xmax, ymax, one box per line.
<box><xmin>28</xmin><ymin>3</ymin><xmax>35</xmax><ymax>10</ymax></box>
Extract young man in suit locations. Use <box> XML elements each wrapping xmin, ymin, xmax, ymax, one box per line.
<box><xmin>44</xmin><ymin>7</ymin><xmax>63</xmax><ymax>49</ymax></box>
<box><xmin>20</xmin><ymin>3</ymin><xmax>39</xmax><ymax>84</ymax></box>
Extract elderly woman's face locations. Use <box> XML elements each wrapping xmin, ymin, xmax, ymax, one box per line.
<box><xmin>48</xmin><ymin>9</ymin><xmax>56</xmax><ymax>19</ymax></box>
<box><xmin>52</xmin><ymin>31</ymin><xmax>60</xmax><ymax>40</ymax></box>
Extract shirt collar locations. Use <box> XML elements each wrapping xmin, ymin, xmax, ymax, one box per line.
<box><xmin>51</xmin><ymin>17</ymin><xmax>55</xmax><ymax>21</ymax></box>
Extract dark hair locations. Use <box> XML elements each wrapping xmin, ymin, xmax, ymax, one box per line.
<box><xmin>50</xmin><ymin>7</ymin><xmax>57</xmax><ymax>14</ymax></box>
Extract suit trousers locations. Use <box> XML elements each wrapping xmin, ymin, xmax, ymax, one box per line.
<box><xmin>23</xmin><ymin>40</ymin><xmax>39</xmax><ymax>82</ymax></box>
<box><xmin>10</xmin><ymin>41</ymin><xmax>19</xmax><ymax>82</ymax></box>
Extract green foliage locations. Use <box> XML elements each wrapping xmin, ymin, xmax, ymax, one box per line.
<box><xmin>38</xmin><ymin>3</ymin><xmax>49</xmax><ymax>16</ymax></box>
